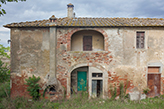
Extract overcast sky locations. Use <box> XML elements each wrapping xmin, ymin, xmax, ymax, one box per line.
<box><xmin>0</xmin><ymin>0</ymin><xmax>164</xmax><ymax>47</ymax></box>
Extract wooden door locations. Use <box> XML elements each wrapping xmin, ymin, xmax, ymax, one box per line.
<box><xmin>77</xmin><ymin>71</ymin><xmax>87</xmax><ymax>91</ymax></box>
<box><xmin>147</xmin><ymin>74</ymin><xmax>161</xmax><ymax>97</ymax></box>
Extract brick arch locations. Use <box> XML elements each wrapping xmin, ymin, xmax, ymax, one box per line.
<box><xmin>67</xmin><ymin>28</ymin><xmax>108</xmax><ymax>51</ymax></box>
<box><xmin>67</xmin><ymin>62</ymin><xmax>108</xmax><ymax>75</ymax></box>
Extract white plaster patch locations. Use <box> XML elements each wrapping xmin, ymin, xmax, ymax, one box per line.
<box><xmin>42</xmin><ymin>41</ymin><xmax>49</xmax><ymax>50</ymax></box>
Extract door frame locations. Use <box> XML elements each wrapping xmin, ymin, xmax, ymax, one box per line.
<box><xmin>91</xmin><ymin>72</ymin><xmax>103</xmax><ymax>98</ymax></box>
<box><xmin>147</xmin><ymin>64</ymin><xmax>162</xmax><ymax>97</ymax></box>
<box><xmin>92</xmin><ymin>79</ymin><xmax>103</xmax><ymax>97</ymax></box>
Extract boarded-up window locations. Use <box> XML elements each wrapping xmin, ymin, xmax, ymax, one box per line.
<box><xmin>148</xmin><ymin>67</ymin><xmax>160</xmax><ymax>73</ymax></box>
<box><xmin>136</xmin><ymin>32</ymin><xmax>145</xmax><ymax>49</ymax></box>
<box><xmin>83</xmin><ymin>36</ymin><xmax>92</xmax><ymax>51</ymax></box>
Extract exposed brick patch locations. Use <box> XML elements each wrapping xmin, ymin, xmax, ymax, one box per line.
<box><xmin>60</xmin><ymin>51</ymin><xmax>113</xmax><ymax>67</ymax></box>
<box><xmin>11</xmin><ymin>74</ymin><xmax>31</xmax><ymax>98</ymax></box>
<box><xmin>11</xmin><ymin>72</ymin><xmax>47</xmax><ymax>99</ymax></box>
<box><xmin>108</xmin><ymin>73</ymin><xmax>134</xmax><ymax>98</ymax></box>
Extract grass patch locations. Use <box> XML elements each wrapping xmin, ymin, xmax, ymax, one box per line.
<box><xmin>1</xmin><ymin>93</ymin><xmax>164</xmax><ymax>109</ymax></box>
<box><xmin>0</xmin><ymin>83</ymin><xmax>164</xmax><ymax>109</ymax></box>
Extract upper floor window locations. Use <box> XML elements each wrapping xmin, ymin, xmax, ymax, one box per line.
<box><xmin>83</xmin><ymin>36</ymin><xmax>92</xmax><ymax>51</ymax></box>
<box><xmin>136</xmin><ymin>32</ymin><xmax>145</xmax><ymax>49</ymax></box>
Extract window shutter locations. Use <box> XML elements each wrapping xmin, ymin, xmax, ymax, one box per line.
<box><xmin>140</xmin><ymin>33</ymin><xmax>145</xmax><ymax>48</ymax></box>
<box><xmin>136</xmin><ymin>36</ymin><xmax>140</xmax><ymax>48</ymax></box>
<box><xmin>83</xmin><ymin>36</ymin><xmax>92</xmax><ymax>51</ymax></box>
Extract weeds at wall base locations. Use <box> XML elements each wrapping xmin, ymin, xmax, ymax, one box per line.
<box><xmin>1</xmin><ymin>79</ymin><xmax>164</xmax><ymax>108</ymax></box>
<box><xmin>1</xmin><ymin>93</ymin><xmax>164</xmax><ymax>109</ymax></box>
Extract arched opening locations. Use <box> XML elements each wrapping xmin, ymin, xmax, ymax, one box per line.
<box><xmin>71</xmin><ymin>66</ymin><xmax>88</xmax><ymax>94</ymax></box>
<box><xmin>49</xmin><ymin>85</ymin><xmax>56</xmax><ymax>95</ymax></box>
<box><xmin>71</xmin><ymin>30</ymin><xmax>104</xmax><ymax>51</ymax></box>
<box><xmin>69</xmin><ymin>65</ymin><xmax>107</xmax><ymax>98</ymax></box>
<box><xmin>43</xmin><ymin>85</ymin><xmax>56</xmax><ymax>96</ymax></box>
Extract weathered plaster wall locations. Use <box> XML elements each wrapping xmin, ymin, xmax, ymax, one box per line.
<box><xmin>10</xmin><ymin>26</ymin><xmax>164</xmax><ymax>99</ymax></box>
<box><xmin>10</xmin><ymin>28</ymin><xmax>50</xmax><ymax>98</ymax></box>
<box><xmin>105</xmin><ymin>27</ymin><xmax>164</xmax><ymax>95</ymax></box>
<box><xmin>56</xmin><ymin>27</ymin><xmax>164</xmax><ymax>98</ymax></box>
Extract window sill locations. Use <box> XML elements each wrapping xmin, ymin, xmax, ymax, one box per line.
<box><xmin>135</xmin><ymin>47</ymin><xmax>147</xmax><ymax>51</ymax></box>
<box><xmin>68</xmin><ymin>50</ymin><xmax>108</xmax><ymax>53</ymax></box>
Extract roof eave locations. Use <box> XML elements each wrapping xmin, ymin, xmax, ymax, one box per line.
<box><xmin>3</xmin><ymin>25</ymin><xmax>164</xmax><ymax>28</ymax></box>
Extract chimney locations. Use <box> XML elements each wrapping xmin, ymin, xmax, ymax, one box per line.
<box><xmin>49</xmin><ymin>15</ymin><xmax>57</xmax><ymax>22</ymax></box>
<box><xmin>67</xmin><ymin>3</ymin><xmax>74</xmax><ymax>18</ymax></box>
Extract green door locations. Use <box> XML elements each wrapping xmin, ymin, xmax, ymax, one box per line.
<box><xmin>77</xmin><ymin>71</ymin><xmax>87</xmax><ymax>91</ymax></box>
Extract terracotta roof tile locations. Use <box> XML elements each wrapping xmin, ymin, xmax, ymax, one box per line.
<box><xmin>4</xmin><ymin>17</ymin><xmax>164</xmax><ymax>28</ymax></box>
<box><xmin>67</xmin><ymin>3</ymin><xmax>73</xmax><ymax>6</ymax></box>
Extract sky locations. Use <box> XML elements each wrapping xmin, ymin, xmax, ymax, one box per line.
<box><xmin>1</xmin><ymin>0</ymin><xmax>164</xmax><ymax>47</ymax></box>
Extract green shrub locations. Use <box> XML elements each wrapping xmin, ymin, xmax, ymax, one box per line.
<box><xmin>0</xmin><ymin>59</ymin><xmax>10</xmax><ymax>98</ymax></box>
<box><xmin>113</xmin><ymin>84</ymin><xmax>117</xmax><ymax>99</ymax></box>
<box><xmin>160</xmin><ymin>94</ymin><xmax>164</xmax><ymax>99</ymax></box>
<box><xmin>0</xmin><ymin>44</ymin><xmax>10</xmax><ymax>58</ymax></box>
<box><xmin>119</xmin><ymin>81</ymin><xmax>129</xmax><ymax>100</ymax></box>
<box><xmin>0</xmin><ymin>44</ymin><xmax>10</xmax><ymax>100</ymax></box>
<box><xmin>0</xmin><ymin>82</ymin><xmax>10</xmax><ymax>98</ymax></box>
<box><xmin>119</xmin><ymin>81</ymin><xmax>124</xmax><ymax>99</ymax></box>
<box><xmin>124</xmin><ymin>93</ymin><xmax>129</xmax><ymax>99</ymax></box>
<box><xmin>143</xmin><ymin>87</ymin><xmax>150</xmax><ymax>94</ymax></box>
<box><xmin>109</xmin><ymin>83</ymin><xmax>117</xmax><ymax>99</ymax></box>
<box><xmin>43</xmin><ymin>86</ymin><xmax>49</xmax><ymax>98</ymax></box>
<box><xmin>109</xmin><ymin>84</ymin><xmax>113</xmax><ymax>98</ymax></box>
<box><xmin>25</xmin><ymin>75</ymin><xmax>41</xmax><ymax>100</ymax></box>
<box><xmin>0</xmin><ymin>60</ymin><xmax>10</xmax><ymax>83</ymax></box>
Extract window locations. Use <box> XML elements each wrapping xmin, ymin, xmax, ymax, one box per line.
<box><xmin>136</xmin><ymin>32</ymin><xmax>145</xmax><ymax>49</ymax></box>
<box><xmin>83</xmin><ymin>36</ymin><xmax>92</xmax><ymax>51</ymax></box>
<box><xmin>92</xmin><ymin>73</ymin><xmax>103</xmax><ymax>77</ymax></box>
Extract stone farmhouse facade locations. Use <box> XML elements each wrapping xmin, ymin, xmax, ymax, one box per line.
<box><xmin>4</xmin><ymin>3</ymin><xmax>164</xmax><ymax>100</ymax></box>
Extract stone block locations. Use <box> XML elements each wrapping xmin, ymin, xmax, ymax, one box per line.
<box><xmin>129</xmin><ymin>91</ymin><xmax>146</xmax><ymax>100</ymax></box>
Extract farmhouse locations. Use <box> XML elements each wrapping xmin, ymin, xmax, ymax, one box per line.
<box><xmin>4</xmin><ymin>3</ymin><xmax>164</xmax><ymax>100</ymax></box>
